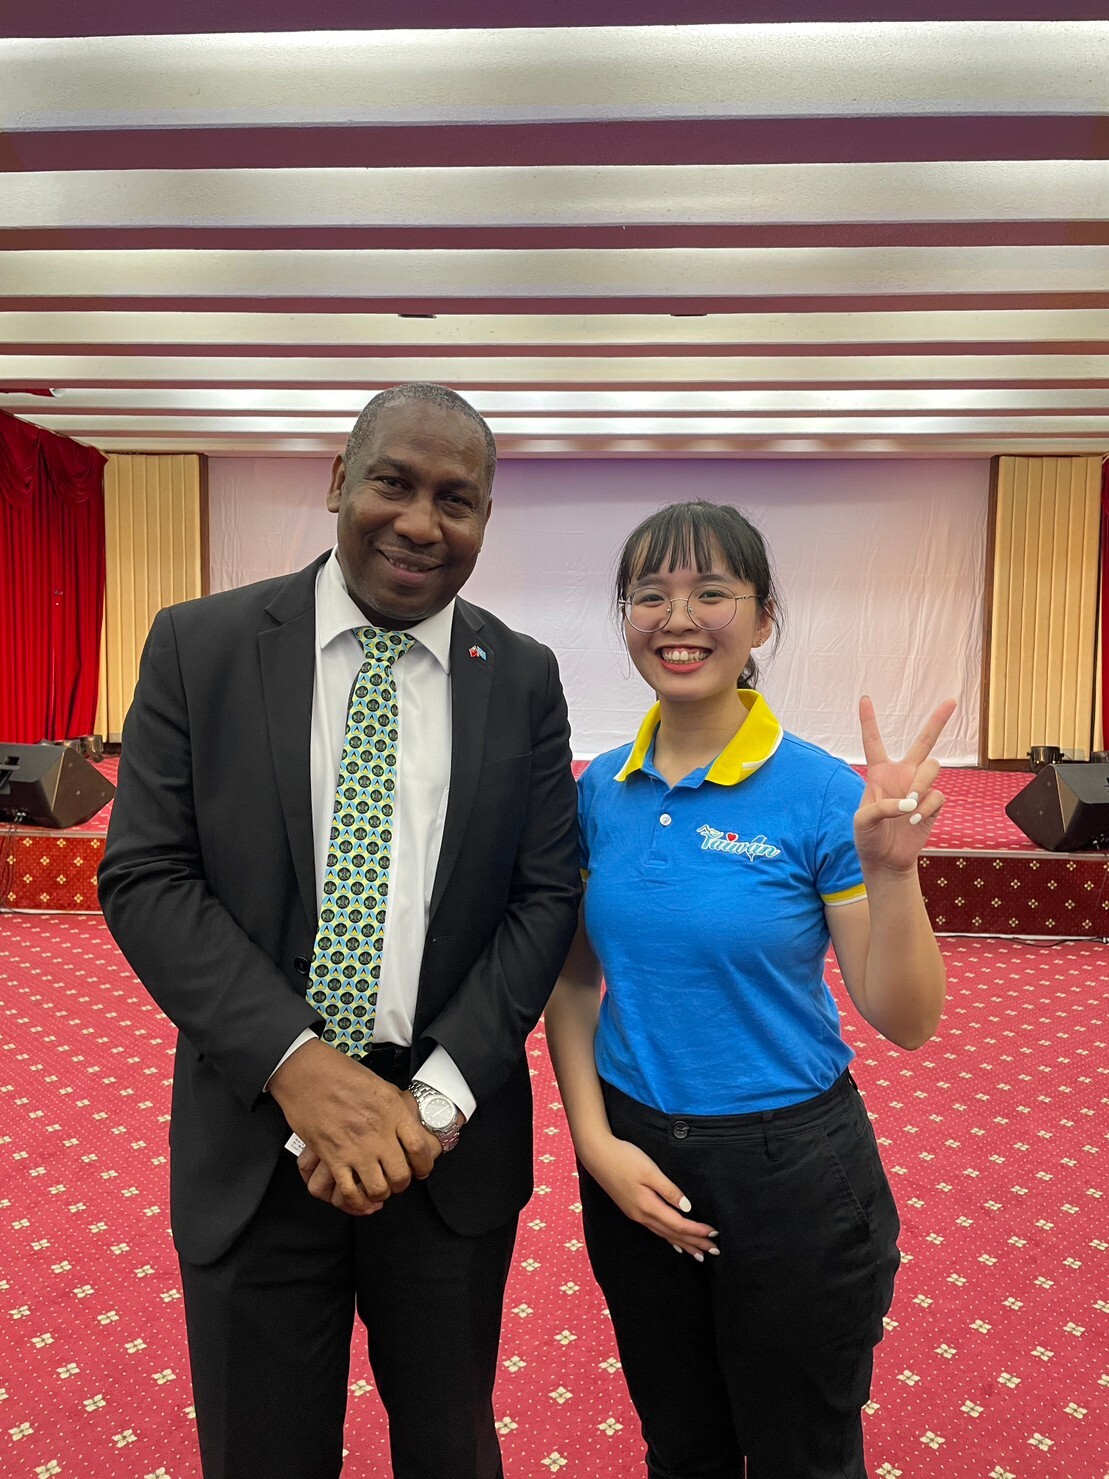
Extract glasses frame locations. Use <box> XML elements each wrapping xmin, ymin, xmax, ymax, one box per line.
<box><xmin>619</xmin><ymin>588</ymin><xmax>758</xmax><ymax>633</ymax></box>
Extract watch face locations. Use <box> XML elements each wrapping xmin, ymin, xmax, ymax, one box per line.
<box><xmin>421</xmin><ymin>1093</ymin><xmax>456</xmax><ymax>1132</ymax></box>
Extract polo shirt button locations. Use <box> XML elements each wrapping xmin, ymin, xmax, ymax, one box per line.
<box><xmin>659</xmin><ymin>813</ymin><xmax>672</xmax><ymax>826</ymax></box>
<box><xmin>672</xmin><ymin>1120</ymin><xmax>690</xmax><ymax>1140</ymax></box>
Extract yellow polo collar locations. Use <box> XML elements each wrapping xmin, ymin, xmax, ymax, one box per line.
<box><xmin>615</xmin><ymin>689</ymin><xmax>784</xmax><ymax>786</ymax></box>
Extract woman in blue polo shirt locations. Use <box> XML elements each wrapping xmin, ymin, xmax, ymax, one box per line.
<box><xmin>546</xmin><ymin>500</ymin><xmax>952</xmax><ymax>1479</ymax></box>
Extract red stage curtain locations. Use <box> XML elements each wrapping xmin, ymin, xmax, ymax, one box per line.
<box><xmin>1103</xmin><ymin>457</ymin><xmax>1109</xmax><ymax>751</ymax></box>
<box><xmin>0</xmin><ymin>411</ymin><xmax>107</xmax><ymax>743</ymax></box>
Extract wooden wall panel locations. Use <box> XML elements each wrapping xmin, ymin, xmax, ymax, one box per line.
<box><xmin>1095</xmin><ymin>544</ymin><xmax>1105</xmax><ymax>755</ymax></box>
<box><xmin>985</xmin><ymin>455</ymin><xmax>1101</xmax><ymax>762</ymax></box>
<box><xmin>95</xmin><ymin>454</ymin><xmax>204</xmax><ymax>742</ymax></box>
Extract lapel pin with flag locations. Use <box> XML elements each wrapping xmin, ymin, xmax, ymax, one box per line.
<box><xmin>468</xmin><ymin>644</ymin><xmax>487</xmax><ymax>662</ymax></box>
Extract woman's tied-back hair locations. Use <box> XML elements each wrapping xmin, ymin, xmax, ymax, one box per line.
<box><xmin>615</xmin><ymin>500</ymin><xmax>782</xmax><ymax>690</ymax></box>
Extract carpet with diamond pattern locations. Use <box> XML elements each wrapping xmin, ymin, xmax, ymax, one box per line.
<box><xmin>1</xmin><ymin>915</ymin><xmax>1107</xmax><ymax>1478</ymax></box>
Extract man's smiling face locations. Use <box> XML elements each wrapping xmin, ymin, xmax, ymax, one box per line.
<box><xmin>327</xmin><ymin>400</ymin><xmax>493</xmax><ymax>629</ymax></box>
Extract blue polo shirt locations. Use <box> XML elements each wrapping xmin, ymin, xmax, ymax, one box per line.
<box><xmin>579</xmin><ymin>691</ymin><xmax>866</xmax><ymax>1115</ymax></box>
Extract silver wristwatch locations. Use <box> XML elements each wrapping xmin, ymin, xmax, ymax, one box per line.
<box><xmin>409</xmin><ymin>1080</ymin><xmax>462</xmax><ymax>1153</ymax></box>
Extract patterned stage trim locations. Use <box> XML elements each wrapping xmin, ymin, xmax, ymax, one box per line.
<box><xmin>921</xmin><ymin>852</ymin><xmax>1109</xmax><ymax>941</ymax></box>
<box><xmin>1</xmin><ymin>917</ymin><xmax>1107</xmax><ymax>1478</ymax></box>
<box><xmin>2</xmin><ymin>831</ymin><xmax>106</xmax><ymax>913</ymax></box>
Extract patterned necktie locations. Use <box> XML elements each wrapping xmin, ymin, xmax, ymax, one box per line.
<box><xmin>307</xmin><ymin>626</ymin><xmax>414</xmax><ymax>1055</ymax></box>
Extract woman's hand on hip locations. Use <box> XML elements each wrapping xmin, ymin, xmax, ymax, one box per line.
<box><xmin>583</xmin><ymin>1135</ymin><xmax>719</xmax><ymax>1258</ymax></box>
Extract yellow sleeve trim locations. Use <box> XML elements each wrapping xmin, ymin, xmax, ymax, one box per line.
<box><xmin>822</xmin><ymin>883</ymin><xmax>868</xmax><ymax>907</ymax></box>
<box><xmin>580</xmin><ymin>867</ymin><xmax>591</xmax><ymax>881</ymax></box>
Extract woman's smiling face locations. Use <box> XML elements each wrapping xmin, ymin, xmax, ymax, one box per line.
<box><xmin>622</xmin><ymin>544</ymin><xmax>775</xmax><ymax>705</ymax></box>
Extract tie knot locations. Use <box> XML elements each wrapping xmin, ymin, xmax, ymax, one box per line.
<box><xmin>357</xmin><ymin>626</ymin><xmax>415</xmax><ymax>669</ymax></box>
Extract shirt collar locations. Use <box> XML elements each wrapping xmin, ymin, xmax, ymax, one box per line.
<box><xmin>316</xmin><ymin>548</ymin><xmax>455</xmax><ymax>673</ymax></box>
<box><xmin>615</xmin><ymin>689</ymin><xmax>784</xmax><ymax>786</ymax></box>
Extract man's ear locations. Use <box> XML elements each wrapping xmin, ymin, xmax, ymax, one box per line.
<box><xmin>326</xmin><ymin>454</ymin><xmax>346</xmax><ymax>514</ymax></box>
<box><xmin>468</xmin><ymin>493</ymin><xmax>493</xmax><ymax>557</ymax></box>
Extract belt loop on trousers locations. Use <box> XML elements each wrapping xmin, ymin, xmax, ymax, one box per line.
<box><xmin>761</xmin><ymin>1110</ymin><xmax>781</xmax><ymax>1161</ymax></box>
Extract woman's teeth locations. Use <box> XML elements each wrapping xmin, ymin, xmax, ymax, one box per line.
<box><xmin>659</xmin><ymin>647</ymin><xmax>709</xmax><ymax>664</ymax></box>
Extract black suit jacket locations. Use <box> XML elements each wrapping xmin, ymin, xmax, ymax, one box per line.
<box><xmin>99</xmin><ymin>554</ymin><xmax>581</xmax><ymax>1266</ymax></box>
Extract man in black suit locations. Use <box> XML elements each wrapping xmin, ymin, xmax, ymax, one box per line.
<box><xmin>99</xmin><ymin>384</ymin><xmax>582</xmax><ymax>1479</ymax></box>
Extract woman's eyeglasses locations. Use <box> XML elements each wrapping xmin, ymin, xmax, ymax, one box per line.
<box><xmin>620</xmin><ymin>586</ymin><xmax>757</xmax><ymax>633</ymax></box>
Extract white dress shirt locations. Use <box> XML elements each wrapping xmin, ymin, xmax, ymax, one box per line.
<box><xmin>269</xmin><ymin>550</ymin><xmax>476</xmax><ymax>1120</ymax></box>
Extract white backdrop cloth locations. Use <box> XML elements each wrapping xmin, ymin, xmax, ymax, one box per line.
<box><xmin>208</xmin><ymin>457</ymin><xmax>988</xmax><ymax>765</ymax></box>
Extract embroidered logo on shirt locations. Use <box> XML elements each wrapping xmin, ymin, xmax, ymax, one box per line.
<box><xmin>697</xmin><ymin>824</ymin><xmax>782</xmax><ymax>860</ymax></box>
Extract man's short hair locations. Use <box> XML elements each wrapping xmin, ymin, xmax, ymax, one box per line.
<box><xmin>344</xmin><ymin>384</ymin><xmax>497</xmax><ymax>492</ymax></box>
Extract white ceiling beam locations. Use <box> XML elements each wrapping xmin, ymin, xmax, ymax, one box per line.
<box><xmin>26</xmin><ymin>413</ymin><xmax>1109</xmax><ymax>437</ymax></box>
<box><xmin>3</xmin><ymin>309</ymin><xmax>1108</xmax><ymax>348</ymax></box>
<box><xmin>5</xmin><ymin>354</ymin><xmax>1109</xmax><ymax>386</ymax></box>
<box><xmin>4</xmin><ymin>25</ymin><xmax>1107</xmax><ymax>131</ymax></box>
<box><xmin>5</xmin><ymin>161</ymin><xmax>1109</xmax><ymax>229</ymax></box>
<box><xmin>5</xmin><ymin>245</ymin><xmax>1109</xmax><ymax>297</ymax></box>
<box><xmin>5</xmin><ymin>387</ymin><xmax>1109</xmax><ymax>414</ymax></box>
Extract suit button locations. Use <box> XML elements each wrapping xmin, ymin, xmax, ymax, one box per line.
<box><xmin>672</xmin><ymin>1121</ymin><xmax>690</xmax><ymax>1140</ymax></box>
<box><xmin>293</xmin><ymin>956</ymin><xmax>310</xmax><ymax>975</ymax></box>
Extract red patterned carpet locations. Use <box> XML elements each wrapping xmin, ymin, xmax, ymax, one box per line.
<box><xmin>2</xmin><ymin>915</ymin><xmax>1107</xmax><ymax>1478</ymax></box>
<box><xmin>921</xmin><ymin>769</ymin><xmax>1039</xmax><ymax>853</ymax></box>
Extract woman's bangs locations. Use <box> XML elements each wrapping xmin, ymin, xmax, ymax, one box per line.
<box><xmin>630</xmin><ymin>511</ymin><xmax>723</xmax><ymax>584</ymax></box>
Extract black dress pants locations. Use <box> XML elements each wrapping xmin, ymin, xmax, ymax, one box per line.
<box><xmin>178</xmin><ymin>1049</ymin><xmax>517</xmax><ymax>1479</ymax></box>
<box><xmin>580</xmin><ymin>1071</ymin><xmax>900</xmax><ymax>1479</ymax></box>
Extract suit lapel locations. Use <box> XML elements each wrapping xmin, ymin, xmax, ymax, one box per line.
<box><xmin>430</xmin><ymin>600</ymin><xmax>492</xmax><ymax>921</ymax></box>
<box><xmin>259</xmin><ymin>557</ymin><xmax>327</xmax><ymax>927</ymax></box>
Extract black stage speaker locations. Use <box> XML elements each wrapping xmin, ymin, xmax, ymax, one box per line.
<box><xmin>0</xmin><ymin>742</ymin><xmax>116</xmax><ymax>829</ymax></box>
<box><xmin>1005</xmin><ymin>763</ymin><xmax>1109</xmax><ymax>852</ymax></box>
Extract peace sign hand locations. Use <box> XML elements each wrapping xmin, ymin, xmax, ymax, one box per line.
<box><xmin>854</xmin><ymin>696</ymin><xmax>956</xmax><ymax>874</ymax></box>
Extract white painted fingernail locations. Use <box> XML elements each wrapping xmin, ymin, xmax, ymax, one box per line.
<box><xmin>671</xmin><ymin>1244</ymin><xmax>683</xmax><ymax>1254</ymax></box>
<box><xmin>898</xmin><ymin>794</ymin><xmax>919</xmax><ymax>813</ymax></box>
<box><xmin>692</xmin><ymin>1251</ymin><xmax>704</xmax><ymax>1263</ymax></box>
<box><xmin>678</xmin><ymin>1195</ymin><xmax>692</xmax><ymax>1213</ymax></box>
<box><xmin>707</xmin><ymin>1246</ymin><xmax>721</xmax><ymax>1256</ymax></box>
<box><xmin>707</xmin><ymin>1229</ymin><xmax>719</xmax><ymax>1238</ymax></box>
<box><xmin>909</xmin><ymin>813</ymin><xmax>923</xmax><ymax>826</ymax></box>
